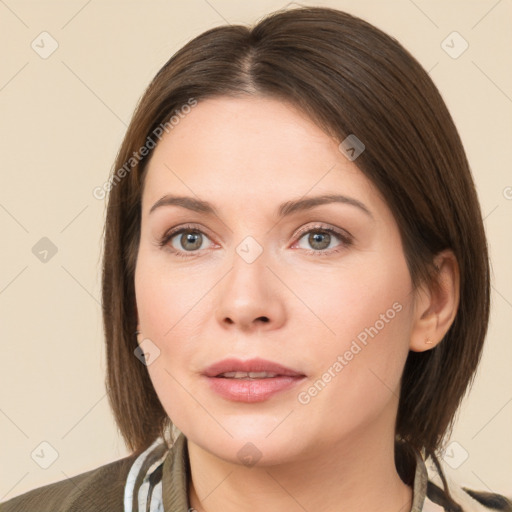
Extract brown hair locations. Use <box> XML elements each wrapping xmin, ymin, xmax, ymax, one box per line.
<box><xmin>102</xmin><ymin>5</ymin><xmax>489</xmax><ymax>477</ymax></box>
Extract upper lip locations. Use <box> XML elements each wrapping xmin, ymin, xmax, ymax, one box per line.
<box><xmin>203</xmin><ymin>358</ymin><xmax>305</xmax><ymax>378</ymax></box>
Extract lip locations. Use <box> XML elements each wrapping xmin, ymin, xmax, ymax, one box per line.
<box><xmin>202</xmin><ymin>358</ymin><xmax>306</xmax><ymax>403</ymax></box>
<box><xmin>203</xmin><ymin>357</ymin><xmax>304</xmax><ymax>378</ymax></box>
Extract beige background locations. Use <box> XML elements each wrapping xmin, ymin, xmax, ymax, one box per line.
<box><xmin>1</xmin><ymin>0</ymin><xmax>511</xmax><ymax>501</ymax></box>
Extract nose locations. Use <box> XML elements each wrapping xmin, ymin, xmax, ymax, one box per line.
<box><xmin>215</xmin><ymin>248</ymin><xmax>286</xmax><ymax>332</ymax></box>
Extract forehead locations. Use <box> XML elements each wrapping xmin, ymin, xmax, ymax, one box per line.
<box><xmin>142</xmin><ymin>96</ymin><xmax>384</xmax><ymax>217</ymax></box>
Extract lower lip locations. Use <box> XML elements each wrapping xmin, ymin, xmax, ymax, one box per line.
<box><xmin>204</xmin><ymin>375</ymin><xmax>305</xmax><ymax>402</ymax></box>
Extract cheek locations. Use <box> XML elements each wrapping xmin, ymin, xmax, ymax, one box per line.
<box><xmin>134</xmin><ymin>252</ymin><xmax>215</xmax><ymax>426</ymax></box>
<box><xmin>292</xmin><ymin>251</ymin><xmax>413</xmax><ymax>413</ymax></box>
<box><xmin>290</xmin><ymin>250</ymin><xmax>413</xmax><ymax>356</ymax></box>
<box><xmin>134</xmin><ymin>248</ymin><xmax>211</xmax><ymax>344</ymax></box>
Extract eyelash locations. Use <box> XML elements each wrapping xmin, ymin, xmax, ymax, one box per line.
<box><xmin>157</xmin><ymin>223</ymin><xmax>353</xmax><ymax>258</ymax></box>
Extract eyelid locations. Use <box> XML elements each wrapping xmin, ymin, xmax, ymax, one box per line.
<box><xmin>292</xmin><ymin>222</ymin><xmax>351</xmax><ymax>240</ymax></box>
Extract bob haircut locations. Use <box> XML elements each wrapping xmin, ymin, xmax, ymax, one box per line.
<box><xmin>101</xmin><ymin>6</ymin><xmax>490</xmax><ymax>475</ymax></box>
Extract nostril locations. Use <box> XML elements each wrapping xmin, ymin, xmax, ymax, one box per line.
<box><xmin>222</xmin><ymin>316</ymin><xmax>269</xmax><ymax>325</ymax></box>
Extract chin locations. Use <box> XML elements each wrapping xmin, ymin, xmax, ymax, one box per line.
<box><xmin>212</xmin><ymin>437</ymin><xmax>306</xmax><ymax>468</ymax></box>
<box><xmin>182</xmin><ymin>418</ymin><xmax>311</xmax><ymax>467</ymax></box>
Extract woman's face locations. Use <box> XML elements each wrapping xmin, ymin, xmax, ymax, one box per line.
<box><xmin>135</xmin><ymin>96</ymin><xmax>419</xmax><ymax>465</ymax></box>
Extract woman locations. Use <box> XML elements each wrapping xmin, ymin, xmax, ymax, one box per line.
<box><xmin>3</xmin><ymin>6</ymin><xmax>510</xmax><ymax>512</ymax></box>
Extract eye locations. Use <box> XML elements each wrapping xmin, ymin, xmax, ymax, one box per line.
<box><xmin>293</xmin><ymin>225</ymin><xmax>352</xmax><ymax>254</ymax></box>
<box><xmin>157</xmin><ymin>223</ymin><xmax>352</xmax><ymax>258</ymax></box>
<box><xmin>158</xmin><ymin>224</ymin><xmax>214</xmax><ymax>257</ymax></box>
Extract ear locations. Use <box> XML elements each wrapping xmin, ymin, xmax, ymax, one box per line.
<box><xmin>409</xmin><ymin>249</ymin><xmax>460</xmax><ymax>352</ymax></box>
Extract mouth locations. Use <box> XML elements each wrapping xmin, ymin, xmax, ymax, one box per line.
<box><xmin>202</xmin><ymin>358</ymin><xmax>306</xmax><ymax>403</ymax></box>
<box><xmin>216</xmin><ymin>371</ymin><xmax>283</xmax><ymax>379</ymax></box>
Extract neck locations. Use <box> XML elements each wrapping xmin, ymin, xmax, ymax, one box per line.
<box><xmin>186</xmin><ymin>426</ymin><xmax>413</xmax><ymax>512</ymax></box>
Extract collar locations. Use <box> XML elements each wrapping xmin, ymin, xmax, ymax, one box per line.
<box><xmin>161</xmin><ymin>433</ymin><xmax>433</xmax><ymax>512</ymax></box>
<box><xmin>410</xmin><ymin>446</ymin><xmax>430</xmax><ymax>511</ymax></box>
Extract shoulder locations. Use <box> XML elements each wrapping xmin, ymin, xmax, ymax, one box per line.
<box><xmin>0</xmin><ymin>452</ymin><xmax>139</xmax><ymax>512</ymax></box>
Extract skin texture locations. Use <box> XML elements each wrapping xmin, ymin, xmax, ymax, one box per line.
<box><xmin>134</xmin><ymin>96</ymin><xmax>459</xmax><ymax>512</ymax></box>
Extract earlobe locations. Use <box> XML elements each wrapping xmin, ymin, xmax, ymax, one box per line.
<box><xmin>409</xmin><ymin>249</ymin><xmax>460</xmax><ymax>353</ymax></box>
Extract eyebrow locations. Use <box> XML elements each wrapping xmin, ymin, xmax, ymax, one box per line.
<box><xmin>149</xmin><ymin>193</ymin><xmax>373</xmax><ymax>220</ymax></box>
